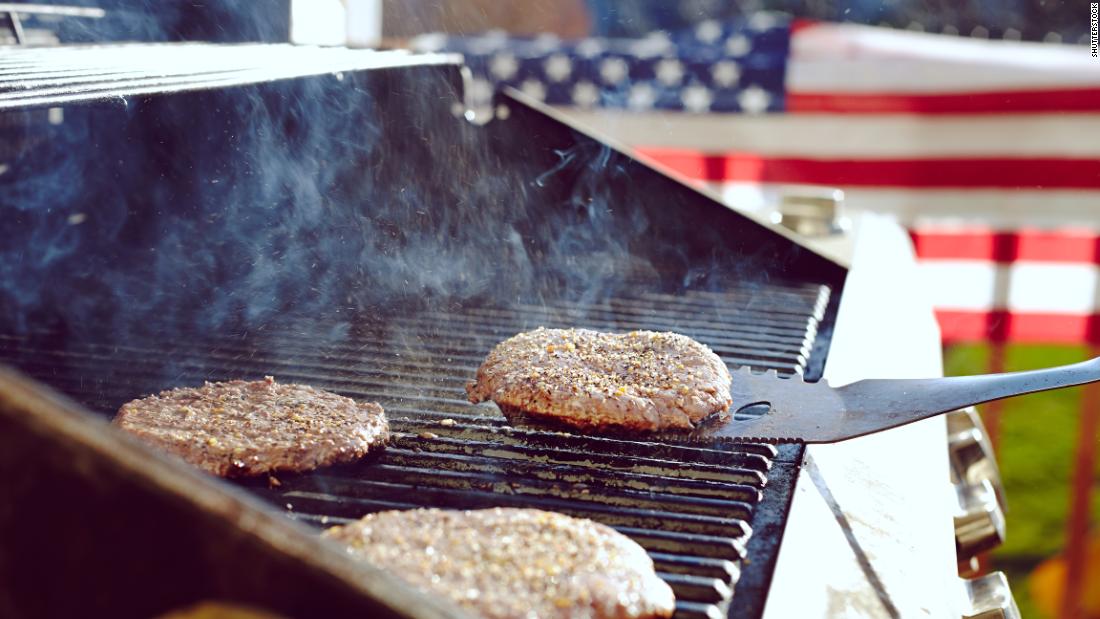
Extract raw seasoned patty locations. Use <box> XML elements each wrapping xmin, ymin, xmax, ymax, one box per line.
<box><xmin>114</xmin><ymin>377</ymin><xmax>388</xmax><ymax>477</ymax></box>
<box><xmin>466</xmin><ymin>328</ymin><xmax>732</xmax><ymax>432</ymax></box>
<box><xmin>323</xmin><ymin>507</ymin><xmax>675</xmax><ymax>619</ymax></box>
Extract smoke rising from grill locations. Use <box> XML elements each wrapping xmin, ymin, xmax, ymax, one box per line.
<box><xmin>0</xmin><ymin>37</ymin><xmax>837</xmax><ymax>401</ymax></box>
<box><xmin>0</xmin><ymin>58</ymin><xmax>662</xmax><ymax>352</ymax></box>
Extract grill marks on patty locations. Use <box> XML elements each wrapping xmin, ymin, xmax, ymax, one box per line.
<box><xmin>114</xmin><ymin>377</ymin><xmax>388</xmax><ymax>477</ymax></box>
<box><xmin>323</xmin><ymin>507</ymin><xmax>676</xmax><ymax>619</ymax></box>
<box><xmin>467</xmin><ymin>328</ymin><xmax>733</xmax><ymax>432</ymax></box>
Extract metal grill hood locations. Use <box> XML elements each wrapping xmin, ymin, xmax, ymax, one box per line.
<box><xmin>0</xmin><ymin>47</ymin><xmax>848</xmax><ymax>619</ymax></box>
<box><xmin>0</xmin><ymin>44</ymin><xmax>844</xmax><ymax>315</ymax></box>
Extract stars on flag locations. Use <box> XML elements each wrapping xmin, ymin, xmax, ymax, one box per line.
<box><xmin>415</xmin><ymin>13</ymin><xmax>787</xmax><ymax>114</ymax></box>
<box><xmin>655</xmin><ymin>58</ymin><xmax>685</xmax><ymax>87</ymax></box>
<box><xmin>489</xmin><ymin>52</ymin><xmax>518</xmax><ymax>80</ymax></box>
<box><xmin>598</xmin><ymin>56</ymin><xmax>629</xmax><ymax>84</ymax></box>
<box><xmin>520</xmin><ymin>79</ymin><xmax>547</xmax><ymax>101</ymax></box>
<box><xmin>681</xmin><ymin>84</ymin><xmax>714</xmax><ymax>113</ymax></box>
<box><xmin>571</xmin><ymin>81</ymin><xmax>600</xmax><ymax>107</ymax></box>
<box><xmin>543</xmin><ymin>54</ymin><xmax>573</xmax><ymax>82</ymax></box>
<box><xmin>695</xmin><ymin>20</ymin><xmax>723</xmax><ymax>44</ymax></box>
<box><xmin>627</xmin><ymin>83</ymin><xmax>657</xmax><ymax>110</ymax></box>
<box><xmin>711</xmin><ymin>60</ymin><xmax>741</xmax><ymax>88</ymax></box>
<box><xmin>738</xmin><ymin>86</ymin><xmax>771</xmax><ymax>114</ymax></box>
<box><xmin>725</xmin><ymin>35</ymin><xmax>752</xmax><ymax>57</ymax></box>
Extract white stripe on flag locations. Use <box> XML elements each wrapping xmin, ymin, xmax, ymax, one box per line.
<box><xmin>556</xmin><ymin>109</ymin><xmax>1100</xmax><ymax>157</ymax></box>
<box><xmin>917</xmin><ymin>261</ymin><xmax>1004</xmax><ymax>312</ymax></box>
<box><xmin>790</xmin><ymin>22</ymin><xmax>1100</xmax><ymax>93</ymax></box>
<box><xmin>916</xmin><ymin>260</ymin><xmax>1100</xmax><ymax>314</ymax></box>
<box><xmin>1007</xmin><ymin>263</ymin><xmax>1100</xmax><ymax>313</ymax></box>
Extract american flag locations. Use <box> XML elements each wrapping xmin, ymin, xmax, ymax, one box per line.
<box><xmin>416</xmin><ymin>17</ymin><xmax>1100</xmax><ymax>345</ymax></box>
<box><xmin>413</xmin><ymin>14</ymin><xmax>789</xmax><ymax>114</ymax></box>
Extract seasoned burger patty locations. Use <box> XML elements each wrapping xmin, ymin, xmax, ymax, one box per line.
<box><xmin>114</xmin><ymin>377</ymin><xmax>388</xmax><ymax>477</ymax></box>
<box><xmin>323</xmin><ymin>507</ymin><xmax>675</xmax><ymax>619</ymax></box>
<box><xmin>467</xmin><ymin>328</ymin><xmax>732</xmax><ymax>432</ymax></box>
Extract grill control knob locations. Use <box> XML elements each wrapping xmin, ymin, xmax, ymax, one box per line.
<box><xmin>955</xmin><ymin>477</ymin><xmax>1006</xmax><ymax>560</ymax></box>
<box><xmin>948</xmin><ymin>408</ymin><xmax>1007</xmax><ymax>564</ymax></box>
<box><xmin>960</xmin><ymin>571</ymin><xmax>1020</xmax><ymax>619</ymax></box>
<box><xmin>948</xmin><ymin>408</ymin><xmax>1006</xmax><ymax>512</ymax></box>
<box><xmin>774</xmin><ymin>186</ymin><xmax>848</xmax><ymax>237</ymax></box>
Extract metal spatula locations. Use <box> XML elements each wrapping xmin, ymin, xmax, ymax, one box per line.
<box><xmin>694</xmin><ymin>358</ymin><xmax>1100</xmax><ymax>444</ymax></box>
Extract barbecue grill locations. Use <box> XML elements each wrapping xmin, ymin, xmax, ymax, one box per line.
<box><xmin>0</xmin><ymin>10</ymin><xmax>1014</xmax><ymax>619</ymax></box>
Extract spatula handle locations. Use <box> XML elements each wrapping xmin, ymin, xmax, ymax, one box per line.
<box><xmin>843</xmin><ymin>356</ymin><xmax>1100</xmax><ymax>420</ymax></box>
<box><xmin>953</xmin><ymin>355</ymin><xmax>1100</xmax><ymax>401</ymax></box>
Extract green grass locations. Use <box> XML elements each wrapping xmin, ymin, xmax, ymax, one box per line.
<box><xmin>944</xmin><ymin>344</ymin><xmax>1099</xmax><ymax>619</ymax></box>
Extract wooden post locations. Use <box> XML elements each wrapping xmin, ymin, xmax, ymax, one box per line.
<box><xmin>1061</xmin><ymin>345</ymin><xmax>1100</xmax><ymax>619</ymax></box>
<box><xmin>982</xmin><ymin>230</ymin><xmax>1017</xmax><ymax>456</ymax></box>
<box><xmin>982</xmin><ymin>342</ymin><xmax>1006</xmax><ymax>453</ymax></box>
<box><xmin>972</xmin><ymin>341</ymin><xmax>1006</xmax><ymax>576</ymax></box>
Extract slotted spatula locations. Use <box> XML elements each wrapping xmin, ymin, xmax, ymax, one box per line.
<box><xmin>691</xmin><ymin>358</ymin><xmax>1100</xmax><ymax>444</ymax></box>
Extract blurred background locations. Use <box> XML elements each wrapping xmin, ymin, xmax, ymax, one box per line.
<box><xmin>4</xmin><ymin>0</ymin><xmax>1095</xmax><ymax>616</ymax></box>
<box><xmin>379</xmin><ymin>0</ymin><xmax>1088</xmax><ymax>43</ymax></box>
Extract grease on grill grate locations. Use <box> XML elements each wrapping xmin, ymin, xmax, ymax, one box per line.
<box><xmin>0</xmin><ymin>284</ymin><xmax>829</xmax><ymax>619</ymax></box>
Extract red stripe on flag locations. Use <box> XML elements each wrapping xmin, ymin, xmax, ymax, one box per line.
<box><xmin>787</xmin><ymin>88</ymin><xmax>1100</xmax><ymax>114</ymax></box>
<box><xmin>633</xmin><ymin>150</ymin><xmax>714</xmax><ymax>180</ymax></box>
<box><xmin>937</xmin><ymin>310</ymin><xmax>1100</xmax><ymax>344</ymax></box>
<box><xmin>634</xmin><ymin>148</ymin><xmax>1100</xmax><ymax>189</ymax></box>
<box><xmin>911</xmin><ymin>229</ymin><xmax>1100</xmax><ymax>263</ymax></box>
<box><xmin>789</xmin><ymin>18</ymin><xmax>819</xmax><ymax>34</ymax></box>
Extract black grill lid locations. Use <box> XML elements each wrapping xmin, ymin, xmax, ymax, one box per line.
<box><xmin>0</xmin><ymin>49</ymin><xmax>846</xmax><ymax>619</ymax></box>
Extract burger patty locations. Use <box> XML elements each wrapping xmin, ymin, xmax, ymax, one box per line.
<box><xmin>114</xmin><ymin>377</ymin><xmax>388</xmax><ymax>477</ymax></box>
<box><xmin>323</xmin><ymin>507</ymin><xmax>675</xmax><ymax>619</ymax></box>
<box><xmin>466</xmin><ymin>328</ymin><xmax>732</xmax><ymax>432</ymax></box>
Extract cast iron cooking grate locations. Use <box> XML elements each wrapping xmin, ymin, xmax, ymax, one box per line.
<box><xmin>0</xmin><ymin>281</ymin><xmax>830</xmax><ymax>619</ymax></box>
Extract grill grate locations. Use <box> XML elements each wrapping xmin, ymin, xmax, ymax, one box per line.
<box><xmin>0</xmin><ymin>44</ymin><xmax>453</xmax><ymax>109</ymax></box>
<box><xmin>0</xmin><ymin>282</ymin><xmax>829</xmax><ymax>619</ymax></box>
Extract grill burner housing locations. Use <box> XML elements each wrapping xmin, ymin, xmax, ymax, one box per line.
<box><xmin>0</xmin><ymin>46</ymin><xmax>846</xmax><ymax>619</ymax></box>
